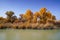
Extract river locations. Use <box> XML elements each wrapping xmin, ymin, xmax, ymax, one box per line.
<box><xmin>0</xmin><ymin>29</ymin><xmax>60</xmax><ymax>40</ymax></box>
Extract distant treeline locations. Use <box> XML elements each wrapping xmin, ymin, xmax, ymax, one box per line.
<box><xmin>0</xmin><ymin>8</ymin><xmax>60</xmax><ymax>29</ymax></box>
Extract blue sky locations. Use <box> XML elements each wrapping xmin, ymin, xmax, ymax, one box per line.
<box><xmin>0</xmin><ymin>0</ymin><xmax>60</xmax><ymax>20</ymax></box>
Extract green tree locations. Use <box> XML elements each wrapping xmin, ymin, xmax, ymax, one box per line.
<box><xmin>52</xmin><ymin>15</ymin><xmax>56</xmax><ymax>20</ymax></box>
<box><xmin>5</xmin><ymin>11</ymin><xmax>14</xmax><ymax>17</ymax></box>
<box><xmin>11</xmin><ymin>15</ymin><xmax>17</xmax><ymax>23</ymax></box>
<box><xmin>5</xmin><ymin>11</ymin><xmax>14</xmax><ymax>23</ymax></box>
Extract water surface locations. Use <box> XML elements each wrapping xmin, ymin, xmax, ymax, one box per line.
<box><xmin>0</xmin><ymin>29</ymin><xmax>60</xmax><ymax>40</ymax></box>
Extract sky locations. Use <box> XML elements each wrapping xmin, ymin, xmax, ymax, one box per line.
<box><xmin>0</xmin><ymin>0</ymin><xmax>60</xmax><ymax>20</ymax></box>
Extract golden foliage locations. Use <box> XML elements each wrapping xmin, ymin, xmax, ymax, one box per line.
<box><xmin>0</xmin><ymin>8</ymin><xmax>58</xmax><ymax>29</ymax></box>
<box><xmin>32</xmin><ymin>16</ymin><xmax>37</xmax><ymax>23</ymax></box>
<box><xmin>34</xmin><ymin>12</ymin><xmax>39</xmax><ymax>17</ymax></box>
<box><xmin>19</xmin><ymin>9</ymin><xmax>33</xmax><ymax>23</ymax></box>
<box><xmin>32</xmin><ymin>12</ymin><xmax>39</xmax><ymax>23</ymax></box>
<box><xmin>46</xmin><ymin>11</ymin><xmax>52</xmax><ymax>19</ymax></box>
<box><xmin>39</xmin><ymin>8</ymin><xmax>47</xmax><ymax>14</ymax></box>
<box><xmin>26</xmin><ymin>9</ymin><xmax>33</xmax><ymax>16</ymax></box>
